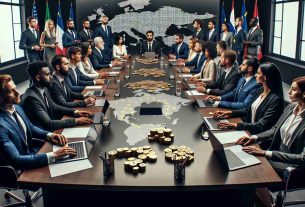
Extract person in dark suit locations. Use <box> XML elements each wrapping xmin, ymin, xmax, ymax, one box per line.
<box><xmin>206</xmin><ymin>56</ymin><xmax>261</xmax><ymax>110</ymax></box>
<box><xmin>66</xmin><ymin>46</ymin><xmax>104</xmax><ymax>93</ymax></box>
<box><xmin>21</xmin><ymin>61</ymin><xmax>93</xmax><ymax>131</ymax></box>
<box><xmin>50</xmin><ymin>55</ymin><xmax>96</xmax><ymax>108</ymax></box>
<box><xmin>0</xmin><ymin>74</ymin><xmax>76</xmax><ymax>170</ymax></box>
<box><xmin>214</xmin><ymin>40</ymin><xmax>227</xmax><ymax>80</ymax></box>
<box><xmin>214</xmin><ymin>63</ymin><xmax>285</xmax><ymax>135</ymax></box>
<box><xmin>169</xmin><ymin>34</ymin><xmax>189</xmax><ymax>60</ymax></box>
<box><xmin>94</xmin><ymin>15</ymin><xmax>113</xmax><ymax>49</ymax></box>
<box><xmin>197</xmin><ymin>50</ymin><xmax>241</xmax><ymax>96</ymax></box>
<box><xmin>19</xmin><ymin>16</ymin><xmax>42</xmax><ymax>63</ymax></box>
<box><xmin>232</xmin><ymin>17</ymin><xmax>246</xmax><ymax>65</ymax></box>
<box><xmin>243</xmin><ymin>17</ymin><xmax>263</xmax><ymax>57</ymax></box>
<box><xmin>62</xmin><ymin>19</ymin><xmax>81</xmax><ymax>49</ymax></box>
<box><xmin>192</xmin><ymin>19</ymin><xmax>206</xmax><ymax>41</ymax></box>
<box><xmin>78</xmin><ymin>19</ymin><xmax>94</xmax><ymax>44</ymax></box>
<box><xmin>140</xmin><ymin>30</ymin><xmax>161</xmax><ymax>57</ymax></box>
<box><xmin>206</xmin><ymin>21</ymin><xmax>219</xmax><ymax>42</ymax></box>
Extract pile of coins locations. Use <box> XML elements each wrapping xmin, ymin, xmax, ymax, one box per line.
<box><xmin>132</xmin><ymin>68</ymin><xmax>166</xmax><ymax>77</ymax></box>
<box><xmin>148</xmin><ymin>127</ymin><xmax>174</xmax><ymax>145</ymax></box>
<box><xmin>126</xmin><ymin>80</ymin><xmax>172</xmax><ymax>93</ymax></box>
<box><xmin>137</xmin><ymin>59</ymin><xmax>159</xmax><ymax>65</ymax></box>
<box><xmin>108</xmin><ymin>146</ymin><xmax>157</xmax><ymax>175</ymax></box>
<box><xmin>164</xmin><ymin>145</ymin><xmax>194</xmax><ymax>165</ymax></box>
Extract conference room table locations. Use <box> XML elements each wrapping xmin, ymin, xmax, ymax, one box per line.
<box><xmin>18</xmin><ymin>57</ymin><xmax>282</xmax><ymax>207</ymax></box>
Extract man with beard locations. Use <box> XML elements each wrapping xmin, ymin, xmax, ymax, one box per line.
<box><xmin>169</xmin><ymin>34</ymin><xmax>189</xmax><ymax>60</ymax></box>
<box><xmin>21</xmin><ymin>61</ymin><xmax>93</xmax><ymax>131</ymax></box>
<box><xmin>94</xmin><ymin>15</ymin><xmax>113</xmax><ymax>49</ymax></box>
<box><xmin>78</xmin><ymin>19</ymin><xmax>94</xmax><ymax>44</ymax></box>
<box><xmin>50</xmin><ymin>55</ymin><xmax>96</xmax><ymax>108</ymax></box>
<box><xmin>62</xmin><ymin>19</ymin><xmax>80</xmax><ymax>49</ymax></box>
<box><xmin>192</xmin><ymin>19</ymin><xmax>206</xmax><ymax>41</ymax></box>
<box><xmin>232</xmin><ymin>17</ymin><xmax>246</xmax><ymax>65</ymax></box>
<box><xmin>0</xmin><ymin>74</ymin><xmax>76</xmax><ymax>170</ymax></box>
<box><xmin>205</xmin><ymin>56</ymin><xmax>261</xmax><ymax>109</ymax></box>
<box><xmin>140</xmin><ymin>30</ymin><xmax>161</xmax><ymax>57</ymax></box>
<box><xmin>243</xmin><ymin>17</ymin><xmax>263</xmax><ymax>57</ymax></box>
<box><xmin>206</xmin><ymin>21</ymin><xmax>218</xmax><ymax>42</ymax></box>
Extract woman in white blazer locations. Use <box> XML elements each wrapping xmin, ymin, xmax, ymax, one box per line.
<box><xmin>113</xmin><ymin>35</ymin><xmax>128</xmax><ymax>59</ymax></box>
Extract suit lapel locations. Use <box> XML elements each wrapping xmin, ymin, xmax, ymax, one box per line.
<box><xmin>32</xmin><ymin>87</ymin><xmax>50</xmax><ymax>113</ymax></box>
<box><xmin>4</xmin><ymin>116</ymin><xmax>27</xmax><ymax>146</ymax></box>
<box><xmin>288</xmin><ymin>115</ymin><xmax>305</xmax><ymax>149</ymax></box>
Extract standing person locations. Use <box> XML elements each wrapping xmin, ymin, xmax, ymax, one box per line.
<box><xmin>232</xmin><ymin>17</ymin><xmax>246</xmax><ymax>65</ymax></box>
<box><xmin>40</xmin><ymin>19</ymin><xmax>56</xmax><ymax>68</ymax></box>
<box><xmin>94</xmin><ymin>15</ymin><xmax>113</xmax><ymax>49</ymax></box>
<box><xmin>244</xmin><ymin>17</ymin><xmax>263</xmax><ymax>58</ymax></box>
<box><xmin>113</xmin><ymin>35</ymin><xmax>128</xmax><ymax>59</ymax></box>
<box><xmin>192</xmin><ymin>19</ymin><xmax>206</xmax><ymax>41</ymax></box>
<box><xmin>62</xmin><ymin>19</ymin><xmax>80</xmax><ymax>49</ymax></box>
<box><xmin>206</xmin><ymin>21</ymin><xmax>218</xmax><ymax>42</ymax></box>
<box><xmin>78</xmin><ymin>19</ymin><xmax>94</xmax><ymax>44</ymax></box>
<box><xmin>19</xmin><ymin>16</ymin><xmax>41</xmax><ymax>63</ymax></box>
<box><xmin>220</xmin><ymin>22</ymin><xmax>233</xmax><ymax>50</ymax></box>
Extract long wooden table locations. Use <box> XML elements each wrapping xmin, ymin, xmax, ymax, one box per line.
<box><xmin>18</xmin><ymin>58</ymin><xmax>282</xmax><ymax>207</ymax></box>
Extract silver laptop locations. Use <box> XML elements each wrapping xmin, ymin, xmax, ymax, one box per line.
<box><xmin>203</xmin><ymin>117</ymin><xmax>229</xmax><ymax>131</ymax></box>
<box><xmin>92</xmin><ymin>99</ymin><xmax>110</xmax><ymax>124</ymax></box>
<box><xmin>209</xmin><ymin>132</ymin><xmax>261</xmax><ymax>171</ymax></box>
<box><xmin>144</xmin><ymin>52</ymin><xmax>156</xmax><ymax>59</ymax></box>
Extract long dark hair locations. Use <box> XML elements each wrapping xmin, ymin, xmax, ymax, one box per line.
<box><xmin>259</xmin><ymin>63</ymin><xmax>284</xmax><ymax>100</ymax></box>
<box><xmin>205</xmin><ymin>41</ymin><xmax>217</xmax><ymax>59</ymax></box>
<box><xmin>114</xmin><ymin>35</ymin><xmax>124</xmax><ymax>46</ymax></box>
<box><xmin>80</xmin><ymin>42</ymin><xmax>91</xmax><ymax>60</ymax></box>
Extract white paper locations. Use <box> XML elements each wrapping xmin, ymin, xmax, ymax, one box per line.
<box><xmin>95</xmin><ymin>99</ymin><xmax>106</xmax><ymax>107</ymax></box>
<box><xmin>179</xmin><ymin>74</ymin><xmax>193</xmax><ymax>78</ymax></box>
<box><xmin>214</xmin><ymin>130</ymin><xmax>249</xmax><ymax>144</ymax></box>
<box><xmin>61</xmin><ymin>127</ymin><xmax>91</xmax><ymax>138</ymax></box>
<box><xmin>186</xmin><ymin>90</ymin><xmax>205</xmax><ymax>96</ymax></box>
<box><xmin>49</xmin><ymin>159</ymin><xmax>92</xmax><ymax>178</ymax></box>
<box><xmin>85</xmin><ymin>86</ymin><xmax>103</xmax><ymax>90</ymax></box>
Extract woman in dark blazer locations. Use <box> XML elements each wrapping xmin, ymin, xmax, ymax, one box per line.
<box><xmin>214</xmin><ymin>63</ymin><xmax>285</xmax><ymax>134</ymax></box>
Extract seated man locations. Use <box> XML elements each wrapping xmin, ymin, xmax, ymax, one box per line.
<box><xmin>206</xmin><ymin>56</ymin><xmax>261</xmax><ymax>109</ymax></box>
<box><xmin>197</xmin><ymin>50</ymin><xmax>240</xmax><ymax>96</ymax></box>
<box><xmin>0</xmin><ymin>74</ymin><xmax>76</xmax><ymax>170</ymax></box>
<box><xmin>169</xmin><ymin>34</ymin><xmax>189</xmax><ymax>60</ymax></box>
<box><xmin>50</xmin><ymin>55</ymin><xmax>96</xmax><ymax>108</ymax></box>
<box><xmin>21</xmin><ymin>61</ymin><xmax>94</xmax><ymax>131</ymax></box>
<box><xmin>66</xmin><ymin>46</ymin><xmax>104</xmax><ymax>93</ymax></box>
<box><xmin>140</xmin><ymin>30</ymin><xmax>161</xmax><ymax>57</ymax></box>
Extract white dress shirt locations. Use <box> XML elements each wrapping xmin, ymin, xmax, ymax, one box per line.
<box><xmin>113</xmin><ymin>45</ymin><xmax>127</xmax><ymax>59</ymax></box>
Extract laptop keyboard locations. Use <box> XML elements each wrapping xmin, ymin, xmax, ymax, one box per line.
<box><xmin>224</xmin><ymin>149</ymin><xmax>245</xmax><ymax>169</ymax></box>
<box><xmin>68</xmin><ymin>142</ymin><xmax>85</xmax><ymax>159</ymax></box>
<box><xmin>206</xmin><ymin>118</ymin><xmax>221</xmax><ymax>129</ymax></box>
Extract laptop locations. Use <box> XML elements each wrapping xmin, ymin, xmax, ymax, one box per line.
<box><xmin>196</xmin><ymin>99</ymin><xmax>215</xmax><ymax>108</ymax></box>
<box><xmin>144</xmin><ymin>52</ymin><xmax>156</xmax><ymax>59</ymax></box>
<box><xmin>203</xmin><ymin>117</ymin><xmax>229</xmax><ymax>131</ymax></box>
<box><xmin>209</xmin><ymin>132</ymin><xmax>261</xmax><ymax>171</ymax></box>
<box><xmin>92</xmin><ymin>99</ymin><xmax>110</xmax><ymax>124</ymax></box>
<box><xmin>188</xmin><ymin>83</ymin><xmax>196</xmax><ymax>90</ymax></box>
<box><xmin>84</xmin><ymin>80</ymin><xmax>110</xmax><ymax>97</ymax></box>
<box><xmin>169</xmin><ymin>59</ymin><xmax>177</xmax><ymax>66</ymax></box>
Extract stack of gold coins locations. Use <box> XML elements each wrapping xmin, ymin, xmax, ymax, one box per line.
<box><xmin>147</xmin><ymin>128</ymin><xmax>175</xmax><ymax>145</ymax></box>
<box><xmin>108</xmin><ymin>150</ymin><xmax>117</xmax><ymax>160</ymax></box>
<box><xmin>116</xmin><ymin>148</ymin><xmax>124</xmax><ymax>158</ymax></box>
<box><xmin>164</xmin><ymin>145</ymin><xmax>195</xmax><ymax>165</ymax></box>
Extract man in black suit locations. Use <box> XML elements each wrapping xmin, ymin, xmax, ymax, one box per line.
<box><xmin>206</xmin><ymin>21</ymin><xmax>219</xmax><ymax>42</ymax></box>
<box><xmin>50</xmin><ymin>55</ymin><xmax>96</xmax><ymax>108</ymax></box>
<box><xmin>94</xmin><ymin>15</ymin><xmax>113</xmax><ymax>49</ymax></box>
<box><xmin>169</xmin><ymin>34</ymin><xmax>189</xmax><ymax>60</ymax></box>
<box><xmin>232</xmin><ymin>17</ymin><xmax>247</xmax><ymax>65</ymax></box>
<box><xmin>197</xmin><ymin>50</ymin><xmax>241</xmax><ymax>96</ymax></box>
<box><xmin>21</xmin><ymin>61</ymin><xmax>93</xmax><ymax>131</ymax></box>
<box><xmin>78</xmin><ymin>19</ymin><xmax>94</xmax><ymax>44</ymax></box>
<box><xmin>19</xmin><ymin>16</ymin><xmax>42</xmax><ymax>63</ymax></box>
<box><xmin>62</xmin><ymin>19</ymin><xmax>81</xmax><ymax>49</ymax></box>
<box><xmin>140</xmin><ymin>30</ymin><xmax>161</xmax><ymax>57</ymax></box>
<box><xmin>244</xmin><ymin>17</ymin><xmax>263</xmax><ymax>57</ymax></box>
<box><xmin>192</xmin><ymin>19</ymin><xmax>206</xmax><ymax>41</ymax></box>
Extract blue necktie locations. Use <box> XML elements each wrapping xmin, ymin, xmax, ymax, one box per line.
<box><xmin>234</xmin><ymin>79</ymin><xmax>247</xmax><ymax>101</ymax></box>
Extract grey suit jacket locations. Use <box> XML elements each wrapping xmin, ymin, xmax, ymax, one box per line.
<box><xmin>220</xmin><ymin>32</ymin><xmax>234</xmax><ymax>50</ymax></box>
<box><xmin>256</xmin><ymin>103</ymin><xmax>305</xmax><ymax>165</ymax></box>
<box><xmin>246</xmin><ymin>27</ymin><xmax>263</xmax><ymax>55</ymax></box>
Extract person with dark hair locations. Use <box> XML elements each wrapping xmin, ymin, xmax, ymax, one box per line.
<box><xmin>78</xmin><ymin>19</ymin><xmax>94</xmax><ymax>43</ymax></box>
<box><xmin>214</xmin><ymin>63</ymin><xmax>285</xmax><ymax>134</ymax></box>
<box><xmin>50</xmin><ymin>55</ymin><xmax>96</xmax><ymax>108</ymax></box>
<box><xmin>169</xmin><ymin>34</ymin><xmax>189</xmax><ymax>59</ymax></box>
<box><xmin>113</xmin><ymin>35</ymin><xmax>128</xmax><ymax>59</ymax></box>
<box><xmin>232</xmin><ymin>17</ymin><xmax>246</xmax><ymax>65</ymax></box>
<box><xmin>19</xmin><ymin>16</ymin><xmax>41</xmax><ymax>63</ymax></box>
<box><xmin>192</xmin><ymin>19</ymin><xmax>206</xmax><ymax>41</ymax></box>
<box><xmin>206</xmin><ymin>56</ymin><xmax>261</xmax><ymax>110</ymax></box>
<box><xmin>21</xmin><ymin>61</ymin><xmax>94</xmax><ymax>131</ymax></box>
<box><xmin>244</xmin><ymin>17</ymin><xmax>263</xmax><ymax>57</ymax></box>
<box><xmin>206</xmin><ymin>20</ymin><xmax>218</xmax><ymax>42</ymax></box>
<box><xmin>139</xmin><ymin>30</ymin><xmax>161</xmax><ymax>57</ymax></box>
<box><xmin>214</xmin><ymin>40</ymin><xmax>228</xmax><ymax>79</ymax></box>
<box><xmin>94</xmin><ymin>15</ymin><xmax>113</xmax><ymax>49</ymax></box>
<box><xmin>190</xmin><ymin>41</ymin><xmax>217</xmax><ymax>84</ymax></box>
<box><xmin>0</xmin><ymin>74</ymin><xmax>76</xmax><ymax>170</ymax></box>
<box><xmin>62</xmin><ymin>19</ymin><xmax>80</xmax><ymax>49</ymax></box>
<box><xmin>220</xmin><ymin>22</ymin><xmax>233</xmax><ymax>50</ymax></box>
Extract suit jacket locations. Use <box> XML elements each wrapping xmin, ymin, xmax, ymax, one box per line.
<box><xmin>62</xmin><ymin>30</ymin><xmax>79</xmax><ymax>48</ymax></box>
<box><xmin>21</xmin><ymin>86</ymin><xmax>76</xmax><ymax>131</ymax></box>
<box><xmin>169</xmin><ymin>42</ymin><xmax>189</xmax><ymax>59</ymax></box>
<box><xmin>19</xmin><ymin>28</ymin><xmax>41</xmax><ymax>61</ymax></box>
<box><xmin>205</xmin><ymin>66</ymin><xmax>241</xmax><ymax>96</ymax></box>
<box><xmin>94</xmin><ymin>24</ymin><xmax>113</xmax><ymax>47</ymax></box>
<box><xmin>232</xmin><ymin>29</ymin><xmax>246</xmax><ymax>52</ymax></box>
<box><xmin>186</xmin><ymin>53</ymin><xmax>206</xmax><ymax>73</ymax></box>
<box><xmin>219</xmin><ymin>76</ymin><xmax>261</xmax><ymax>110</ymax></box>
<box><xmin>220</xmin><ymin>32</ymin><xmax>234</xmax><ymax>50</ymax></box>
<box><xmin>65</xmin><ymin>66</ymin><xmax>94</xmax><ymax>93</ymax></box>
<box><xmin>90</xmin><ymin>48</ymin><xmax>111</xmax><ymax>70</ymax></box>
<box><xmin>207</xmin><ymin>29</ymin><xmax>219</xmax><ymax>42</ymax></box>
<box><xmin>0</xmin><ymin>105</ymin><xmax>49</xmax><ymax>170</ymax></box>
<box><xmin>78</xmin><ymin>29</ymin><xmax>94</xmax><ymax>43</ymax></box>
<box><xmin>256</xmin><ymin>103</ymin><xmax>305</xmax><ymax>165</ymax></box>
<box><xmin>140</xmin><ymin>40</ymin><xmax>161</xmax><ymax>56</ymax></box>
<box><xmin>232</xmin><ymin>88</ymin><xmax>285</xmax><ymax>134</ymax></box>
<box><xmin>50</xmin><ymin>74</ymin><xmax>86</xmax><ymax>108</ymax></box>
<box><xmin>246</xmin><ymin>27</ymin><xmax>263</xmax><ymax>55</ymax></box>
<box><xmin>192</xmin><ymin>29</ymin><xmax>207</xmax><ymax>41</ymax></box>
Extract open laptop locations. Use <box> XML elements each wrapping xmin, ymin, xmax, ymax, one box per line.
<box><xmin>209</xmin><ymin>132</ymin><xmax>261</xmax><ymax>171</ymax></box>
<box><xmin>92</xmin><ymin>99</ymin><xmax>110</xmax><ymax>124</ymax></box>
<box><xmin>84</xmin><ymin>80</ymin><xmax>110</xmax><ymax>97</ymax></box>
<box><xmin>196</xmin><ymin>99</ymin><xmax>215</xmax><ymax>108</ymax></box>
<box><xmin>144</xmin><ymin>52</ymin><xmax>156</xmax><ymax>59</ymax></box>
<box><xmin>169</xmin><ymin>59</ymin><xmax>177</xmax><ymax>66</ymax></box>
<box><xmin>203</xmin><ymin>117</ymin><xmax>229</xmax><ymax>131</ymax></box>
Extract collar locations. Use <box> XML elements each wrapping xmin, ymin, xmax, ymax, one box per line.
<box><xmin>29</xmin><ymin>27</ymin><xmax>35</xmax><ymax>31</ymax></box>
<box><xmin>236</xmin><ymin>27</ymin><xmax>242</xmax><ymax>32</ymax></box>
<box><xmin>245</xmin><ymin>75</ymin><xmax>254</xmax><ymax>82</ymax></box>
<box><xmin>54</xmin><ymin>73</ymin><xmax>64</xmax><ymax>82</ymax></box>
<box><xmin>293</xmin><ymin>105</ymin><xmax>305</xmax><ymax>118</ymax></box>
<box><xmin>224</xmin><ymin>66</ymin><xmax>233</xmax><ymax>74</ymax></box>
<box><xmin>68</xmin><ymin>29</ymin><xmax>74</xmax><ymax>33</ymax></box>
<box><xmin>0</xmin><ymin>105</ymin><xmax>15</xmax><ymax>115</ymax></box>
<box><xmin>34</xmin><ymin>86</ymin><xmax>45</xmax><ymax>96</ymax></box>
<box><xmin>250</xmin><ymin>26</ymin><xmax>257</xmax><ymax>31</ymax></box>
<box><xmin>177</xmin><ymin>42</ymin><xmax>183</xmax><ymax>46</ymax></box>
<box><xmin>69</xmin><ymin>62</ymin><xmax>77</xmax><ymax>70</ymax></box>
<box><xmin>210</xmin><ymin>28</ymin><xmax>215</xmax><ymax>33</ymax></box>
<box><xmin>83</xmin><ymin>28</ymin><xmax>89</xmax><ymax>32</ymax></box>
<box><xmin>148</xmin><ymin>40</ymin><xmax>153</xmax><ymax>44</ymax></box>
<box><xmin>197</xmin><ymin>28</ymin><xmax>201</xmax><ymax>33</ymax></box>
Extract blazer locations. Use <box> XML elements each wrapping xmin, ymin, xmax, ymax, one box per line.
<box><xmin>90</xmin><ymin>48</ymin><xmax>111</xmax><ymax>70</ymax></box>
<box><xmin>192</xmin><ymin>29</ymin><xmax>207</xmax><ymax>41</ymax></box>
<box><xmin>232</xmin><ymin>29</ymin><xmax>246</xmax><ymax>52</ymax></box>
<box><xmin>62</xmin><ymin>30</ymin><xmax>79</xmax><ymax>48</ymax></box>
<box><xmin>256</xmin><ymin>103</ymin><xmax>305</xmax><ymax>165</ymax></box>
<box><xmin>78</xmin><ymin>60</ymin><xmax>100</xmax><ymax>79</ymax></box>
<box><xmin>78</xmin><ymin>29</ymin><xmax>94</xmax><ymax>43</ymax></box>
<box><xmin>219</xmin><ymin>76</ymin><xmax>261</xmax><ymax>110</ymax></box>
<box><xmin>21</xmin><ymin>86</ymin><xmax>76</xmax><ymax>131</ymax></box>
<box><xmin>113</xmin><ymin>45</ymin><xmax>128</xmax><ymax>59</ymax></box>
<box><xmin>19</xmin><ymin>28</ymin><xmax>41</xmax><ymax>61</ymax></box>
<box><xmin>207</xmin><ymin>29</ymin><xmax>219</xmax><ymax>42</ymax></box>
<box><xmin>232</xmin><ymin>88</ymin><xmax>285</xmax><ymax>134</ymax></box>
<box><xmin>65</xmin><ymin>66</ymin><xmax>95</xmax><ymax>93</ymax></box>
<box><xmin>185</xmin><ymin>52</ymin><xmax>206</xmax><ymax>73</ymax></box>
<box><xmin>50</xmin><ymin>74</ymin><xmax>86</xmax><ymax>108</ymax></box>
<box><xmin>0</xmin><ymin>105</ymin><xmax>49</xmax><ymax>170</ymax></box>
<box><xmin>94</xmin><ymin>24</ymin><xmax>113</xmax><ymax>47</ymax></box>
<box><xmin>140</xmin><ymin>40</ymin><xmax>161</xmax><ymax>56</ymax></box>
<box><xmin>205</xmin><ymin>66</ymin><xmax>241</xmax><ymax>96</ymax></box>
<box><xmin>220</xmin><ymin>32</ymin><xmax>234</xmax><ymax>50</ymax></box>
<box><xmin>169</xmin><ymin>42</ymin><xmax>189</xmax><ymax>59</ymax></box>
<box><xmin>246</xmin><ymin>27</ymin><xmax>263</xmax><ymax>55</ymax></box>
<box><xmin>195</xmin><ymin>59</ymin><xmax>216</xmax><ymax>83</ymax></box>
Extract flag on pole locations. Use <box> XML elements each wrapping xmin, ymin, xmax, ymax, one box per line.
<box><xmin>229</xmin><ymin>0</ymin><xmax>236</xmax><ymax>33</ymax></box>
<box><xmin>69</xmin><ymin>2</ymin><xmax>74</xmax><ymax>21</ymax></box>
<box><xmin>220</xmin><ymin>1</ymin><xmax>226</xmax><ymax>26</ymax></box>
<box><xmin>32</xmin><ymin>0</ymin><xmax>39</xmax><ymax>30</ymax></box>
<box><xmin>45</xmin><ymin>0</ymin><xmax>51</xmax><ymax>22</ymax></box>
<box><xmin>241</xmin><ymin>0</ymin><xmax>248</xmax><ymax>32</ymax></box>
<box><xmin>253</xmin><ymin>0</ymin><xmax>262</xmax><ymax>60</ymax></box>
<box><xmin>56</xmin><ymin>1</ymin><xmax>64</xmax><ymax>55</ymax></box>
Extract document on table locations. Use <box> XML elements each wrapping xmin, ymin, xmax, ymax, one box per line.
<box><xmin>214</xmin><ymin>130</ymin><xmax>249</xmax><ymax>144</ymax></box>
<box><xmin>49</xmin><ymin>159</ymin><xmax>92</xmax><ymax>178</ymax></box>
<box><xmin>95</xmin><ymin>99</ymin><xmax>106</xmax><ymax>107</ymax></box>
<box><xmin>85</xmin><ymin>86</ymin><xmax>103</xmax><ymax>90</ymax></box>
<box><xmin>61</xmin><ymin>127</ymin><xmax>91</xmax><ymax>138</ymax></box>
<box><xmin>186</xmin><ymin>90</ymin><xmax>205</xmax><ymax>96</ymax></box>
<box><xmin>179</xmin><ymin>74</ymin><xmax>193</xmax><ymax>78</ymax></box>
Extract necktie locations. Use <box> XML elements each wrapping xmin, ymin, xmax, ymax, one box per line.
<box><xmin>234</xmin><ymin>79</ymin><xmax>247</xmax><ymax>101</ymax></box>
<box><xmin>12</xmin><ymin>111</ymin><xmax>27</xmax><ymax>143</ymax></box>
<box><xmin>105</xmin><ymin>26</ymin><xmax>108</xmax><ymax>37</ymax></box>
<box><xmin>71</xmin><ymin>31</ymin><xmax>75</xmax><ymax>39</ymax></box>
<box><xmin>177</xmin><ymin>44</ymin><xmax>181</xmax><ymax>55</ymax></box>
<box><xmin>148</xmin><ymin>42</ymin><xmax>152</xmax><ymax>52</ymax></box>
<box><xmin>248</xmin><ymin>29</ymin><xmax>253</xmax><ymax>39</ymax></box>
<box><xmin>43</xmin><ymin>91</ymin><xmax>50</xmax><ymax>109</ymax></box>
<box><xmin>32</xmin><ymin>29</ymin><xmax>37</xmax><ymax>39</ymax></box>
<box><xmin>197</xmin><ymin>54</ymin><xmax>201</xmax><ymax>67</ymax></box>
<box><xmin>61</xmin><ymin>81</ymin><xmax>67</xmax><ymax>97</ymax></box>
<box><xmin>87</xmin><ymin>30</ymin><xmax>91</xmax><ymax>38</ymax></box>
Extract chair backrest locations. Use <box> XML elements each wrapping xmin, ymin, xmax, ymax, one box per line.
<box><xmin>0</xmin><ymin>165</ymin><xmax>18</xmax><ymax>189</ymax></box>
